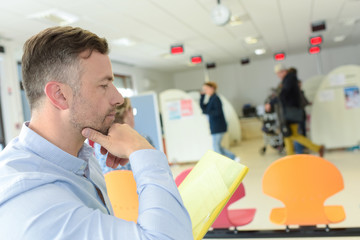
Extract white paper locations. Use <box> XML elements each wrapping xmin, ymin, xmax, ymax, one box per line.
<box><xmin>318</xmin><ymin>90</ymin><xmax>335</xmax><ymax>102</ymax></box>
<box><xmin>329</xmin><ymin>74</ymin><xmax>346</xmax><ymax>86</ymax></box>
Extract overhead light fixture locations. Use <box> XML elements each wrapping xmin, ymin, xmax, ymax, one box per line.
<box><xmin>309</xmin><ymin>46</ymin><xmax>321</xmax><ymax>54</ymax></box>
<box><xmin>190</xmin><ymin>55</ymin><xmax>203</xmax><ymax>64</ymax></box>
<box><xmin>170</xmin><ymin>44</ymin><xmax>184</xmax><ymax>54</ymax></box>
<box><xmin>28</xmin><ymin>9</ymin><xmax>79</xmax><ymax>26</ymax></box>
<box><xmin>274</xmin><ymin>52</ymin><xmax>286</xmax><ymax>61</ymax></box>
<box><xmin>255</xmin><ymin>48</ymin><xmax>266</xmax><ymax>55</ymax></box>
<box><xmin>341</xmin><ymin>18</ymin><xmax>359</xmax><ymax>26</ymax></box>
<box><xmin>334</xmin><ymin>35</ymin><xmax>346</xmax><ymax>42</ymax></box>
<box><xmin>229</xmin><ymin>15</ymin><xmax>243</xmax><ymax>26</ymax></box>
<box><xmin>245</xmin><ymin>37</ymin><xmax>258</xmax><ymax>44</ymax></box>
<box><xmin>160</xmin><ymin>53</ymin><xmax>172</xmax><ymax>59</ymax></box>
<box><xmin>112</xmin><ymin>38</ymin><xmax>137</xmax><ymax>47</ymax></box>
<box><xmin>310</xmin><ymin>35</ymin><xmax>323</xmax><ymax>45</ymax></box>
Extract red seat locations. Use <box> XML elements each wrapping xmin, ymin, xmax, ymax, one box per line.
<box><xmin>175</xmin><ymin>168</ymin><xmax>256</xmax><ymax>228</ymax></box>
<box><xmin>212</xmin><ymin>182</ymin><xmax>256</xmax><ymax>228</ymax></box>
<box><xmin>175</xmin><ymin>168</ymin><xmax>192</xmax><ymax>187</ymax></box>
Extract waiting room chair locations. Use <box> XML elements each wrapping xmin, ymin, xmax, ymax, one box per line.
<box><xmin>262</xmin><ymin>154</ymin><xmax>345</xmax><ymax>228</ymax></box>
<box><xmin>175</xmin><ymin>168</ymin><xmax>256</xmax><ymax>228</ymax></box>
<box><xmin>104</xmin><ymin>170</ymin><xmax>138</xmax><ymax>223</ymax></box>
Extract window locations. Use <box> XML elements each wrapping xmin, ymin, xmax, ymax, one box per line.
<box><xmin>113</xmin><ymin>74</ymin><xmax>135</xmax><ymax>97</ymax></box>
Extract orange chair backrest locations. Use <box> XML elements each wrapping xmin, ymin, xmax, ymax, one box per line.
<box><xmin>104</xmin><ymin>170</ymin><xmax>139</xmax><ymax>223</ymax></box>
<box><xmin>262</xmin><ymin>154</ymin><xmax>344</xmax><ymax>225</ymax></box>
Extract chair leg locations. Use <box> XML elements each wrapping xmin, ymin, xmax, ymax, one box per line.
<box><xmin>325</xmin><ymin>224</ymin><xmax>330</xmax><ymax>232</ymax></box>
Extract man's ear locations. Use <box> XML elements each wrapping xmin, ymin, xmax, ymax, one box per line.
<box><xmin>44</xmin><ymin>82</ymin><xmax>71</xmax><ymax>110</ymax></box>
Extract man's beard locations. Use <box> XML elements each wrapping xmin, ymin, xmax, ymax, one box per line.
<box><xmin>69</xmin><ymin>97</ymin><xmax>115</xmax><ymax>135</ymax></box>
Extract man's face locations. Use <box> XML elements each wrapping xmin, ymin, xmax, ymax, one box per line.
<box><xmin>69</xmin><ymin>51</ymin><xmax>123</xmax><ymax>135</ymax></box>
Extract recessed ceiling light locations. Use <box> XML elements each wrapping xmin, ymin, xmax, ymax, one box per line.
<box><xmin>255</xmin><ymin>48</ymin><xmax>266</xmax><ymax>55</ymax></box>
<box><xmin>334</xmin><ymin>35</ymin><xmax>346</xmax><ymax>42</ymax></box>
<box><xmin>28</xmin><ymin>9</ymin><xmax>79</xmax><ymax>26</ymax></box>
<box><xmin>341</xmin><ymin>18</ymin><xmax>359</xmax><ymax>26</ymax></box>
<box><xmin>160</xmin><ymin>53</ymin><xmax>172</xmax><ymax>59</ymax></box>
<box><xmin>229</xmin><ymin>15</ymin><xmax>243</xmax><ymax>26</ymax></box>
<box><xmin>112</xmin><ymin>38</ymin><xmax>137</xmax><ymax>47</ymax></box>
<box><xmin>245</xmin><ymin>37</ymin><xmax>258</xmax><ymax>44</ymax></box>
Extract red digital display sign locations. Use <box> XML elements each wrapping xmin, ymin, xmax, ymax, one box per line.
<box><xmin>309</xmin><ymin>46</ymin><xmax>321</xmax><ymax>54</ymax></box>
<box><xmin>310</xmin><ymin>36</ymin><xmax>323</xmax><ymax>45</ymax></box>
<box><xmin>191</xmin><ymin>56</ymin><xmax>202</xmax><ymax>64</ymax></box>
<box><xmin>274</xmin><ymin>52</ymin><xmax>286</xmax><ymax>61</ymax></box>
<box><xmin>171</xmin><ymin>45</ymin><xmax>184</xmax><ymax>54</ymax></box>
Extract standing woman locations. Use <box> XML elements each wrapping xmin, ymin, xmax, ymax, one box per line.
<box><xmin>200</xmin><ymin>82</ymin><xmax>240</xmax><ymax>162</ymax></box>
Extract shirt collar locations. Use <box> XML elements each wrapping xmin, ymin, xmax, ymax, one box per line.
<box><xmin>18</xmin><ymin>122</ymin><xmax>94</xmax><ymax>176</ymax></box>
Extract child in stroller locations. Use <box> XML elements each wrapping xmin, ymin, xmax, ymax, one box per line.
<box><xmin>259</xmin><ymin>101</ymin><xmax>284</xmax><ymax>155</ymax></box>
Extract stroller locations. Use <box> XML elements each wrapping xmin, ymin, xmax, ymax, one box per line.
<box><xmin>259</xmin><ymin>101</ymin><xmax>285</xmax><ymax>155</ymax></box>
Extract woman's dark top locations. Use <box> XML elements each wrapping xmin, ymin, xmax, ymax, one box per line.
<box><xmin>200</xmin><ymin>93</ymin><xmax>227</xmax><ymax>134</ymax></box>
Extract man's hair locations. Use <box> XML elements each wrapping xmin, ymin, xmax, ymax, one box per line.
<box><xmin>204</xmin><ymin>81</ymin><xmax>218</xmax><ymax>91</ymax></box>
<box><xmin>288</xmin><ymin>67</ymin><xmax>298</xmax><ymax>76</ymax></box>
<box><xmin>22</xmin><ymin>26</ymin><xmax>109</xmax><ymax>110</ymax></box>
<box><xmin>114</xmin><ymin>98</ymin><xmax>132</xmax><ymax>124</ymax></box>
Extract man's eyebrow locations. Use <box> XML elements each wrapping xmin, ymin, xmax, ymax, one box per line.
<box><xmin>100</xmin><ymin>76</ymin><xmax>114</xmax><ymax>82</ymax></box>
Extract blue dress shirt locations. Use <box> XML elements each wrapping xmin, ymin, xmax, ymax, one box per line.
<box><xmin>93</xmin><ymin>142</ymin><xmax>131</xmax><ymax>174</ymax></box>
<box><xmin>0</xmin><ymin>123</ymin><xmax>193</xmax><ymax>239</ymax></box>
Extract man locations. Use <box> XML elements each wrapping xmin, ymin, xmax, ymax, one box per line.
<box><xmin>274</xmin><ymin>63</ymin><xmax>324</xmax><ymax>156</ymax></box>
<box><xmin>0</xmin><ymin>26</ymin><xmax>193</xmax><ymax>239</ymax></box>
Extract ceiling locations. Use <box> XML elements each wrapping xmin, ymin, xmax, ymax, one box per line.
<box><xmin>0</xmin><ymin>0</ymin><xmax>359</xmax><ymax>72</ymax></box>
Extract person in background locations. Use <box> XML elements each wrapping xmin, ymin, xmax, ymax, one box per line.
<box><xmin>200</xmin><ymin>81</ymin><xmax>240</xmax><ymax>162</ymax></box>
<box><xmin>94</xmin><ymin>97</ymin><xmax>134</xmax><ymax>173</ymax></box>
<box><xmin>274</xmin><ymin>63</ymin><xmax>324</xmax><ymax>157</ymax></box>
<box><xmin>93</xmin><ymin>97</ymin><xmax>155</xmax><ymax>174</ymax></box>
<box><xmin>288</xmin><ymin>67</ymin><xmax>311</xmax><ymax>154</ymax></box>
<box><xmin>0</xmin><ymin>26</ymin><xmax>192</xmax><ymax>239</ymax></box>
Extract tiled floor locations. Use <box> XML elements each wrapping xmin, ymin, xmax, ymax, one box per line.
<box><xmin>170</xmin><ymin>137</ymin><xmax>360</xmax><ymax>239</ymax></box>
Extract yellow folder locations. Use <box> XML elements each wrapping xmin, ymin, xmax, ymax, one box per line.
<box><xmin>178</xmin><ymin>150</ymin><xmax>249</xmax><ymax>240</ymax></box>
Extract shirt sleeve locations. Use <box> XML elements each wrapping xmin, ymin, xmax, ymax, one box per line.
<box><xmin>0</xmin><ymin>150</ymin><xmax>193</xmax><ymax>240</ymax></box>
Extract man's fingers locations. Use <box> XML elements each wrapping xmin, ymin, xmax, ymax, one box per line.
<box><xmin>118</xmin><ymin>158</ymin><xmax>129</xmax><ymax>166</ymax></box>
<box><xmin>82</xmin><ymin>128</ymin><xmax>109</xmax><ymax>149</ymax></box>
<box><xmin>106</xmin><ymin>154</ymin><xmax>117</xmax><ymax>168</ymax></box>
<box><xmin>100</xmin><ymin>146</ymin><xmax>108</xmax><ymax>155</ymax></box>
<box><xmin>106</xmin><ymin>153</ymin><xmax>129</xmax><ymax>168</ymax></box>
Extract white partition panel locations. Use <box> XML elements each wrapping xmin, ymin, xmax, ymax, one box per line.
<box><xmin>311</xmin><ymin>65</ymin><xmax>360</xmax><ymax>148</ymax></box>
<box><xmin>160</xmin><ymin>89</ymin><xmax>212</xmax><ymax>163</ymax></box>
<box><xmin>303</xmin><ymin>75</ymin><xmax>325</xmax><ymax>103</ymax></box>
<box><xmin>302</xmin><ymin>75</ymin><xmax>325</xmax><ymax>137</ymax></box>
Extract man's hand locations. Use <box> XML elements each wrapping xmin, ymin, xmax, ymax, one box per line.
<box><xmin>82</xmin><ymin>124</ymin><xmax>154</xmax><ymax>168</ymax></box>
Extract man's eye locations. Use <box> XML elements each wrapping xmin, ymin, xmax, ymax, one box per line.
<box><xmin>101</xmin><ymin>85</ymin><xmax>109</xmax><ymax>89</ymax></box>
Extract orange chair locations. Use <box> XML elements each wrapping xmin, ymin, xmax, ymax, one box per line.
<box><xmin>262</xmin><ymin>154</ymin><xmax>345</xmax><ymax>227</ymax></box>
<box><xmin>104</xmin><ymin>170</ymin><xmax>139</xmax><ymax>222</ymax></box>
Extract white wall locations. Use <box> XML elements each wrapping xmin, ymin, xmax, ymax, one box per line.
<box><xmin>111</xmin><ymin>62</ymin><xmax>174</xmax><ymax>95</ymax></box>
<box><xmin>173</xmin><ymin>44</ymin><xmax>360</xmax><ymax>116</ymax></box>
